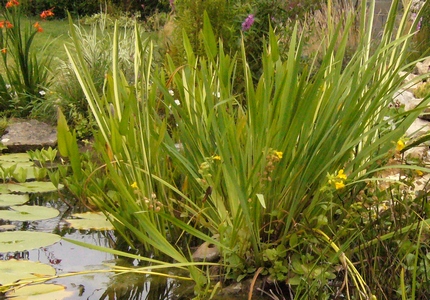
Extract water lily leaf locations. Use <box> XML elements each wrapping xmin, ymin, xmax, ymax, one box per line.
<box><xmin>65</xmin><ymin>212</ymin><xmax>115</xmax><ymax>230</ymax></box>
<box><xmin>0</xmin><ymin>205</ymin><xmax>59</xmax><ymax>221</ymax></box>
<box><xmin>0</xmin><ymin>153</ymin><xmax>31</xmax><ymax>163</ymax></box>
<box><xmin>0</xmin><ymin>194</ymin><xmax>29</xmax><ymax>207</ymax></box>
<box><xmin>0</xmin><ymin>161</ymin><xmax>34</xmax><ymax>169</ymax></box>
<box><xmin>0</xmin><ymin>259</ymin><xmax>56</xmax><ymax>285</ymax></box>
<box><xmin>0</xmin><ymin>224</ymin><xmax>16</xmax><ymax>231</ymax></box>
<box><xmin>6</xmin><ymin>283</ymin><xmax>73</xmax><ymax>299</ymax></box>
<box><xmin>0</xmin><ymin>231</ymin><xmax>61</xmax><ymax>252</ymax></box>
<box><xmin>1</xmin><ymin>182</ymin><xmax>63</xmax><ymax>193</ymax></box>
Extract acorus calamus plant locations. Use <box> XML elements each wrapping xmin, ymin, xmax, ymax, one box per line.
<box><xmin>59</xmin><ymin>0</ymin><xmax>430</xmax><ymax>298</ymax></box>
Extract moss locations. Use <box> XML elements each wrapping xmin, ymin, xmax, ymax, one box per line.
<box><xmin>413</xmin><ymin>81</ymin><xmax>430</xmax><ymax>98</ymax></box>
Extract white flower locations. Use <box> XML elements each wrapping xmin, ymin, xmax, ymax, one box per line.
<box><xmin>168</xmin><ymin>89</ymin><xmax>174</xmax><ymax>96</ymax></box>
<box><xmin>174</xmin><ymin>99</ymin><xmax>181</xmax><ymax>105</ymax></box>
<box><xmin>213</xmin><ymin>92</ymin><xmax>221</xmax><ymax>98</ymax></box>
<box><xmin>383</xmin><ymin>116</ymin><xmax>396</xmax><ymax>130</ymax></box>
<box><xmin>5</xmin><ymin>84</ymin><xmax>11</xmax><ymax>89</ymax></box>
<box><xmin>39</xmin><ymin>90</ymin><xmax>46</xmax><ymax>96</ymax></box>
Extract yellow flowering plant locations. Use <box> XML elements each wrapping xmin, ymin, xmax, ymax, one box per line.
<box><xmin>61</xmin><ymin>0</ymin><xmax>430</xmax><ymax>297</ymax></box>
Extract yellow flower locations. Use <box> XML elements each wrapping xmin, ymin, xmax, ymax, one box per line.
<box><xmin>415</xmin><ymin>169</ymin><xmax>424</xmax><ymax>176</ymax></box>
<box><xmin>335</xmin><ymin>181</ymin><xmax>345</xmax><ymax>190</ymax></box>
<box><xmin>212</xmin><ymin>155</ymin><xmax>221</xmax><ymax>161</ymax></box>
<box><xmin>396</xmin><ymin>139</ymin><xmax>405</xmax><ymax>152</ymax></box>
<box><xmin>130</xmin><ymin>181</ymin><xmax>138</xmax><ymax>189</ymax></box>
<box><xmin>336</xmin><ymin>169</ymin><xmax>347</xmax><ymax>180</ymax></box>
<box><xmin>274</xmin><ymin>151</ymin><xmax>283</xmax><ymax>159</ymax></box>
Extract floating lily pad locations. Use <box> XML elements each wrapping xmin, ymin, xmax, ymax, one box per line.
<box><xmin>0</xmin><ymin>194</ymin><xmax>29</xmax><ymax>207</ymax></box>
<box><xmin>0</xmin><ymin>259</ymin><xmax>56</xmax><ymax>285</ymax></box>
<box><xmin>0</xmin><ymin>205</ymin><xmax>59</xmax><ymax>221</ymax></box>
<box><xmin>0</xmin><ymin>231</ymin><xmax>61</xmax><ymax>252</ymax></box>
<box><xmin>0</xmin><ymin>153</ymin><xmax>31</xmax><ymax>163</ymax></box>
<box><xmin>66</xmin><ymin>212</ymin><xmax>115</xmax><ymax>230</ymax></box>
<box><xmin>6</xmin><ymin>283</ymin><xmax>73</xmax><ymax>299</ymax></box>
<box><xmin>0</xmin><ymin>182</ymin><xmax>63</xmax><ymax>194</ymax></box>
<box><xmin>0</xmin><ymin>161</ymin><xmax>34</xmax><ymax>169</ymax></box>
<box><xmin>0</xmin><ymin>224</ymin><xmax>16</xmax><ymax>231</ymax></box>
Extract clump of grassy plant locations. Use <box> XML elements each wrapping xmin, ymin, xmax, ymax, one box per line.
<box><xmin>0</xmin><ymin>2</ymin><xmax>54</xmax><ymax>117</ymax></box>
<box><xmin>413</xmin><ymin>81</ymin><xmax>430</xmax><ymax>98</ymax></box>
<box><xmin>60</xmin><ymin>0</ymin><xmax>430</xmax><ymax>298</ymax></box>
<box><xmin>55</xmin><ymin>13</ymin><xmax>139</xmax><ymax>138</ymax></box>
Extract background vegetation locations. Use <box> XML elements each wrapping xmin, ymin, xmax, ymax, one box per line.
<box><xmin>1</xmin><ymin>0</ymin><xmax>430</xmax><ymax>298</ymax></box>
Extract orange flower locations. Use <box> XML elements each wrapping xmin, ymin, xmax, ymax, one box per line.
<box><xmin>5</xmin><ymin>21</ymin><xmax>13</xmax><ymax>29</ymax></box>
<box><xmin>40</xmin><ymin>8</ymin><xmax>54</xmax><ymax>19</ymax></box>
<box><xmin>33</xmin><ymin>22</ymin><xmax>43</xmax><ymax>32</ymax></box>
<box><xmin>0</xmin><ymin>21</ymin><xmax>4</xmax><ymax>29</ymax></box>
<box><xmin>5</xmin><ymin>0</ymin><xmax>19</xmax><ymax>8</ymax></box>
<box><xmin>1</xmin><ymin>48</ymin><xmax>6</xmax><ymax>54</ymax></box>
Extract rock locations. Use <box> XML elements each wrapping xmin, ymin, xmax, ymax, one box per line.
<box><xmin>393</xmin><ymin>89</ymin><xmax>421</xmax><ymax>111</ymax></box>
<box><xmin>1</xmin><ymin>119</ymin><xmax>57</xmax><ymax>153</ymax></box>
<box><xmin>192</xmin><ymin>236</ymin><xmax>220</xmax><ymax>262</ymax></box>
<box><xmin>406</xmin><ymin>118</ymin><xmax>430</xmax><ymax>139</ymax></box>
<box><xmin>399</xmin><ymin>71</ymin><xmax>419</xmax><ymax>90</ymax></box>
<box><xmin>404</xmin><ymin>146</ymin><xmax>428</xmax><ymax>160</ymax></box>
<box><xmin>414</xmin><ymin>57</ymin><xmax>430</xmax><ymax>76</ymax></box>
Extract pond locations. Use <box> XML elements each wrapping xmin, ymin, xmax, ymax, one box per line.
<box><xmin>0</xmin><ymin>153</ymin><xmax>268</xmax><ymax>299</ymax></box>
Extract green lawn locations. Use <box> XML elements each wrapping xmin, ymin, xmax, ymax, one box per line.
<box><xmin>28</xmin><ymin>17</ymin><xmax>71</xmax><ymax>65</ymax></box>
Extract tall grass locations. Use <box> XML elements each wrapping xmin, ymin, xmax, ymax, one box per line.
<box><xmin>61</xmin><ymin>0</ymin><xmax>430</xmax><ymax>297</ymax></box>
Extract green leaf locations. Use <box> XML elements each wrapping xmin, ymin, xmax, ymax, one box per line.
<box><xmin>0</xmin><ymin>153</ymin><xmax>31</xmax><ymax>163</ymax></box>
<box><xmin>65</xmin><ymin>212</ymin><xmax>115</xmax><ymax>230</ymax></box>
<box><xmin>0</xmin><ymin>194</ymin><xmax>29</xmax><ymax>207</ymax></box>
<box><xmin>0</xmin><ymin>231</ymin><xmax>61</xmax><ymax>252</ymax></box>
<box><xmin>256</xmin><ymin>193</ymin><xmax>266</xmax><ymax>209</ymax></box>
<box><xmin>6</xmin><ymin>284</ymin><xmax>73</xmax><ymax>299</ymax></box>
<box><xmin>2</xmin><ymin>181</ymin><xmax>63</xmax><ymax>193</ymax></box>
<box><xmin>0</xmin><ymin>205</ymin><xmax>59</xmax><ymax>221</ymax></box>
<box><xmin>0</xmin><ymin>259</ymin><xmax>55</xmax><ymax>285</ymax></box>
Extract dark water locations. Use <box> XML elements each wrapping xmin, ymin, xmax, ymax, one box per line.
<box><xmin>1</xmin><ymin>193</ymin><xmax>268</xmax><ymax>300</ymax></box>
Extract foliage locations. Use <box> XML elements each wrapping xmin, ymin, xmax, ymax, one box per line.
<box><xmin>414</xmin><ymin>81</ymin><xmax>430</xmax><ymax>98</ymax></box>
<box><xmin>15</xmin><ymin>0</ymin><xmax>169</xmax><ymax>19</ymax></box>
<box><xmin>0</xmin><ymin>1</ymin><xmax>54</xmax><ymax>117</ymax></box>
<box><xmin>0</xmin><ymin>116</ymin><xmax>7</xmax><ymax>136</ymax></box>
<box><xmin>17</xmin><ymin>0</ymin><xmax>102</xmax><ymax>19</ymax></box>
<box><xmin>55</xmin><ymin>13</ymin><xmax>137</xmax><ymax>138</ymax></box>
<box><xmin>169</xmin><ymin>0</ymin><xmax>237</xmax><ymax>64</ymax></box>
<box><xmin>59</xmin><ymin>0</ymin><xmax>430</xmax><ymax>298</ymax></box>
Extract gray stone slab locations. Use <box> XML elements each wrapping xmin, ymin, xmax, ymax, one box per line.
<box><xmin>1</xmin><ymin>119</ymin><xmax>57</xmax><ymax>153</ymax></box>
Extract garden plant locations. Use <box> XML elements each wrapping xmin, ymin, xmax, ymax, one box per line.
<box><xmin>1</xmin><ymin>0</ymin><xmax>430</xmax><ymax>298</ymax></box>
<box><xmin>0</xmin><ymin>0</ymin><xmax>54</xmax><ymax>117</ymax></box>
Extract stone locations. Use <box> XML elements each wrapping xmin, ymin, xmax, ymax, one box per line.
<box><xmin>1</xmin><ymin>119</ymin><xmax>57</xmax><ymax>153</ymax></box>
<box><xmin>393</xmin><ymin>89</ymin><xmax>421</xmax><ymax>111</ymax></box>
<box><xmin>414</xmin><ymin>57</ymin><xmax>430</xmax><ymax>76</ymax></box>
<box><xmin>192</xmin><ymin>235</ymin><xmax>220</xmax><ymax>262</ymax></box>
<box><xmin>399</xmin><ymin>71</ymin><xmax>419</xmax><ymax>91</ymax></box>
<box><xmin>406</xmin><ymin>118</ymin><xmax>430</xmax><ymax>139</ymax></box>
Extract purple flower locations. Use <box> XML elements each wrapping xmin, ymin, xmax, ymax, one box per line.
<box><xmin>417</xmin><ymin>17</ymin><xmax>423</xmax><ymax>31</ymax></box>
<box><xmin>169</xmin><ymin>0</ymin><xmax>175</xmax><ymax>10</ymax></box>
<box><xmin>242</xmin><ymin>14</ymin><xmax>255</xmax><ymax>31</ymax></box>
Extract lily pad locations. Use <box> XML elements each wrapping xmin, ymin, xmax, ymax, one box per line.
<box><xmin>0</xmin><ymin>182</ymin><xmax>63</xmax><ymax>194</ymax></box>
<box><xmin>0</xmin><ymin>194</ymin><xmax>29</xmax><ymax>207</ymax></box>
<box><xmin>0</xmin><ymin>153</ymin><xmax>31</xmax><ymax>163</ymax></box>
<box><xmin>6</xmin><ymin>283</ymin><xmax>74</xmax><ymax>299</ymax></box>
<box><xmin>0</xmin><ymin>259</ymin><xmax>56</xmax><ymax>285</ymax></box>
<box><xmin>0</xmin><ymin>205</ymin><xmax>59</xmax><ymax>221</ymax></box>
<box><xmin>0</xmin><ymin>224</ymin><xmax>16</xmax><ymax>231</ymax></box>
<box><xmin>65</xmin><ymin>212</ymin><xmax>115</xmax><ymax>230</ymax></box>
<box><xmin>0</xmin><ymin>231</ymin><xmax>61</xmax><ymax>252</ymax></box>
